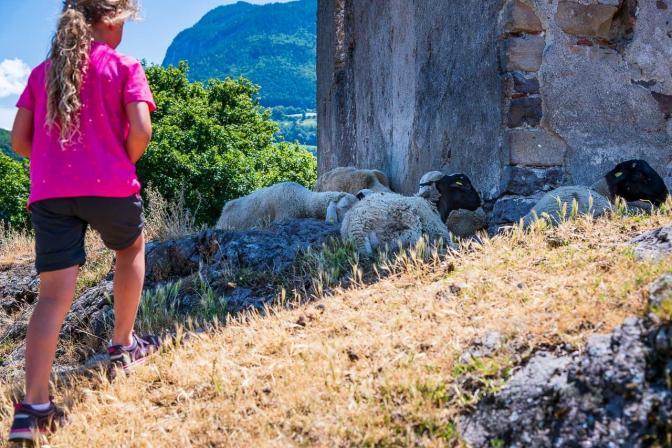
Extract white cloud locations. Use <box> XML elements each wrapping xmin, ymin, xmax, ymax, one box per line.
<box><xmin>0</xmin><ymin>59</ymin><xmax>31</xmax><ymax>98</ymax></box>
<box><xmin>0</xmin><ymin>106</ymin><xmax>17</xmax><ymax>131</ymax></box>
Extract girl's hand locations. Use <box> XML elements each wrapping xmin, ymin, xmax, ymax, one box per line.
<box><xmin>125</xmin><ymin>101</ymin><xmax>152</xmax><ymax>164</ymax></box>
<box><xmin>11</xmin><ymin>108</ymin><xmax>34</xmax><ymax>159</ymax></box>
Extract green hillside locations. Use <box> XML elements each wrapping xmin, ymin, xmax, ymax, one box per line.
<box><xmin>163</xmin><ymin>0</ymin><xmax>316</xmax><ymax>110</ymax></box>
<box><xmin>0</xmin><ymin>129</ymin><xmax>17</xmax><ymax>160</ymax></box>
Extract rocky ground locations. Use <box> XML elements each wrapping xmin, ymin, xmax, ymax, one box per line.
<box><xmin>0</xmin><ymin>217</ymin><xmax>670</xmax><ymax>446</ymax></box>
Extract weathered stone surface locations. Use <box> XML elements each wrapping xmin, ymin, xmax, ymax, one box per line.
<box><xmin>507</xmin><ymin>96</ymin><xmax>542</xmax><ymax>128</ymax></box>
<box><xmin>492</xmin><ymin>194</ymin><xmax>541</xmax><ymax>223</ymax></box>
<box><xmin>502</xmin><ymin>0</ymin><xmax>543</xmax><ymax>34</ymax></box>
<box><xmin>630</xmin><ymin>226</ymin><xmax>672</xmax><ymax>261</ymax></box>
<box><xmin>0</xmin><ymin>264</ymin><xmax>38</xmax><ymax>314</ymax></box>
<box><xmin>511</xmin><ymin>72</ymin><xmax>540</xmax><ymax>94</ymax></box>
<box><xmin>146</xmin><ymin>219</ymin><xmax>341</xmax><ymax>282</ymax></box>
<box><xmin>460</xmin><ymin>315</ymin><xmax>672</xmax><ymax>447</ymax></box>
<box><xmin>649</xmin><ymin>274</ymin><xmax>672</xmax><ymax>312</ymax></box>
<box><xmin>509</xmin><ymin>128</ymin><xmax>568</xmax><ymax>166</ymax></box>
<box><xmin>625</xmin><ymin>0</ymin><xmax>672</xmax><ymax>96</ymax></box>
<box><xmin>556</xmin><ymin>1</ymin><xmax>619</xmax><ymax>38</ymax></box>
<box><xmin>504</xmin><ymin>34</ymin><xmax>545</xmax><ymax>72</ymax></box>
<box><xmin>535</xmin><ymin>0</ymin><xmax>672</xmax><ymax>186</ymax></box>
<box><xmin>505</xmin><ymin>166</ymin><xmax>566</xmax><ymax>196</ymax></box>
<box><xmin>318</xmin><ymin>0</ymin><xmax>508</xmax><ymax>199</ymax></box>
<box><xmin>318</xmin><ymin>0</ymin><xmax>672</xmax><ymax>200</ymax></box>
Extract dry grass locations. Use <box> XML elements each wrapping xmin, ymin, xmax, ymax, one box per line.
<box><xmin>0</xmin><ymin>224</ymin><xmax>34</xmax><ymax>268</ymax></box>
<box><xmin>144</xmin><ymin>187</ymin><xmax>202</xmax><ymax>242</ymax></box>
<box><xmin>0</xmin><ymin>209</ymin><xmax>671</xmax><ymax>447</ymax></box>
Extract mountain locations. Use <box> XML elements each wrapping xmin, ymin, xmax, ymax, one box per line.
<box><xmin>163</xmin><ymin>0</ymin><xmax>316</xmax><ymax>110</ymax></box>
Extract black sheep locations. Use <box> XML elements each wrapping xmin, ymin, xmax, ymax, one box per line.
<box><xmin>423</xmin><ymin>173</ymin><xmax>482</xmax><ymax>222</ymax></box>
<box><xmin>605</xmin><ymin>159</ymin><xmax>669</xmax><ymax>206</ymax></box>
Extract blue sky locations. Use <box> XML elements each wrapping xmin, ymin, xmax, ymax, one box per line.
<box><xmin>0</xmin><ymin>0</ymin><xmax>292</xmax><ymax>130</ymax></box>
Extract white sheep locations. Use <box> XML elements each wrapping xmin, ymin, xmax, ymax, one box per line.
<box><xmin>340</xmin><ymin>193</ymin><xmax>453</xmax><ymax>255</ymax></box>
<box><xmin>314</xmin><ymin>167</ymin><xmax>392</xmax><ymax>194</ymax></box>
<box><xmin>416</xmin><ymin>170</ymin><xmax>445</xmax><ymax>202</ymax></box>
<box><xmin>217</xmin><ymin>182</ymin><xmax>357</xmax><ymax>231</ymax></box>
<box><xmin>522</xmin><ymin>186</ymin><xmax>612</xmax><ymax>228</ymax></box>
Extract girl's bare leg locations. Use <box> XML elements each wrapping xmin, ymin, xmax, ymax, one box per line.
<box><xmin>24</xmin><ymin>266</ymin><xmax>79</xmax><ymax>404</ymax></box>
<box><xmin>111</xmin><ymin>233</ymin><xmax>145</xmax><ymax>347</ymax></box>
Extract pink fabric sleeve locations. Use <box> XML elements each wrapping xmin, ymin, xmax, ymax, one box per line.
<box><xmin>124</xmin><ymin>62</ymin><xmax>156</xmax><ymax>112</ymax></box>
<box><xmin>16</xmin><ymin>70</ymin><xmax>35</xmax><ymax>111</ymax></box>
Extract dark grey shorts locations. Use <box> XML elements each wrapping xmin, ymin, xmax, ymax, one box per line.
<box><xmin>30</xmin><ymin>194</ymin><xmax>144</xmax><ymax>274</ymax></box>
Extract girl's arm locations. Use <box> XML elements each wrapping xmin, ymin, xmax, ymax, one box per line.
<box><xmin>11</xmin><ymin>108</ymin><xmax>34</xmax><ymax>159</ymax></box>
<box><xmin>125</xmin><ymin>102</ymin><xmax>152</xmax><ymax>164</ymax></box>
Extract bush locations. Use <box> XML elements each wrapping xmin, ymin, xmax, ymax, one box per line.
<box><xmin>138</xmin><ymin>62</ymin><xmax>317</xmax><ymax>226</ymax></box>
<box><xmin>0</xmin><ymin>152</ymin><xmax>30</xmax><ymax>229</ymax></box>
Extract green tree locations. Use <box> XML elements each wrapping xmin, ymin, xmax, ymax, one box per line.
<box><xmin>0</xmin><ymin>152</ymin><xmax>30</xmax><ymax>229</ymax></box>
<box><xmin>138</xmin><ymin>62</ymin><xmax>317</xmax><ymax>225</ymax></box>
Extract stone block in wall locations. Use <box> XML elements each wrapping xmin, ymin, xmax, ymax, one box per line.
<box><xmin>556</xmin><ymin>1</ymin><xmax>619</xmax><ymax>38</ymax></box>
<box><xmin>505</xmin><ymin>166</ymin><xmax>566</xmax><ymax>196</ymax></box>
<box><xmin>509</xmin><ymin>128</ymin><xmax>568</xmax><ymax>166</ymax></box>
<box><xmin>492</xmin><ymin>194</ymin><xmax>542</xmax><ymax>224</ymax></box>
<box><xmin>504</xmin><ymin>35</ymin><xmax>545</xmax><ymax>72</ymax></box>
<box><xmin>508</xmin><ymin>97</ymin><xmax>542</xmax><ymax>127</ymax></box>
<box><xmin>502</xmin><ymin>0</ymin><xmax>543</xmax><ymax>34</ymax></box>
<box><xmin>512</xmin><ymin>72</ymin><xmax>540</xmax><ymax>94</ymax></box>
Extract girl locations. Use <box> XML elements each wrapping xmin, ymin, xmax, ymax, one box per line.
<box><xmin>9</xmin><ymin>0</ymin><xmax>159</xmax><ymax>442</ymax></box>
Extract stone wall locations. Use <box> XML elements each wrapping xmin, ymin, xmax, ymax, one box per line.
<box><xmin>317</xmin><ymin>0</ymin><xmax>672</xmax><ymax>221</ymax></box>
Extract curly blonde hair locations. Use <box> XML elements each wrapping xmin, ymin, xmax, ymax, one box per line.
<box><xmin>47</xmin><ymin>0</ymin><xmax>139</xmax><ymax>142</ymax></box>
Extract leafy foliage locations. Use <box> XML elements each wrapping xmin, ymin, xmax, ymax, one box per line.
<box><xmin>138</xmin><ymin>62</ymin><xmax>317</xmax><ymax>226</ymax></box>
<box><xmin>163</xmin><ymin>0</ymin><xmax>316</xmax><ymax>110</ymax></box>
<box><xmin>0</xmin><ymin>152</ymin><xmax>30</xmax><ymax>228</ymax></box>
<box><xmin>0</xmin><ymin>129</ymin><xmax>19</xmax><ymax>161</ymax></box>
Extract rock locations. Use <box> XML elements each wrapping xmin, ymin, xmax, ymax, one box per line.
<box><xmin>556</xmin><ymin>1</ymin><xmax>619</xmax><ymax>38</ymax></box>
<box><xmin>502</xmin><ymin>0</ymin><xmax>543</xmax><ymax>34</ymax></box>
<box><xmin>648</xmin><ymin>273</ymin><xmax>672</xmax><ymax>314</ymax></box>
<box><xmin>446</xmin><ymin>208</ymin><xmax>488</xmax><ymax>238</ymax></box>
<box><xmin>0</xmin><ymin>264</ymin><xmax>38</xmax><ymax>314</ymax></box>
<box><xmin>507</xmin><ymin>96</ymin><xmax>542</xmax><ymax>128</ymax></box>
<box><xmin>505</xmin><ymin>166</ymin><xmax>566</xmax><ymax>196</ymax></box>
<box><xmin>460</xmin><ymin>317</ymin><xmax>672</xmax><ymax>447</ymax></box>
<box><xmin>630</xmin><ymin>226</ymin><xmax>672</xmax><ymax>261</ymax></box>
<box><xmin>459</xmin><ymin>330</ymin><xmax>504</xmax><ymax>363</ymax></box>
<box><xmin>492</xmin><ymin>194</ymin><xmax>541</xmax><ymax>224</ymax></box>
<box><xmin>509</xmin><ymin>128</ymin><xmax>568</xmax><ymax>166</ymax></box>
<box><xmin>146</xmin><ymin>219</ymin><xmax>341</xmax><ymax>282</ymax></box>
<box><xmin>504</xmin><ymin>35</ymin><xmax>546</xmax><ymax>72</ymax></box>
<box><xmin>511</xmin><ymin>72</ymin><xmax>540</xmax><ymax>94</ymax></box>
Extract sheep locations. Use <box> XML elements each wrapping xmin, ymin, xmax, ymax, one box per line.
<box><xmin>340</xmin><ymin>192</ymin><xmax>452</xmax><ymax>255</ymax></box>
<box><xmin>605</xmin><ymin>159</ymin><xmax>670</xmax><ymax>206</ymax></box>
<box><xmin>416</xmin><ymin>171</ymin><xmax>445</xmax><ymax>203</ymax></box>
<box><xmin>522</xmin><ymin>186</ymin><xmax>612</xmax><ymax>228</ymax></box>
<box><xmin>314</xmin><ymin>167</ymin><xmax>392</xmax><ymax>194</ymax></box>
<box><xmin>216</xmin><ymin>182</ymin><xmax>357</xmax><ymax>231</ymax></box>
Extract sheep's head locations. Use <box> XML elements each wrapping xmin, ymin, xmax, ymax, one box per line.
<box><xmin>416</xmin><ymin>171</ymin><xmax>445</xmax><ymax>203</ymax></box>
<box><xmin>435</xmin><ymin>174</ymin><xmax>482</xmax><ymax>222</ymax></box>
<box><xmin>605</xmin><ymin>159</ymin><xmax>670</xmax><ymax>206</ymax></box>
<box><xmin>326</xmin><ymin>193</ymin><xmax>359</xmax><ymax>224</ymax></box>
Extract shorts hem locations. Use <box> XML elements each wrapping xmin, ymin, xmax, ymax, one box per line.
<box><xmin>36</xmin><ymin>258</ymin><xmax>86</xmax><ymax>275</ymax></box>
<box><xmin>104</xmin><ymin>228</ymin><xmax>143</xmax><ymax>251</ymax></box>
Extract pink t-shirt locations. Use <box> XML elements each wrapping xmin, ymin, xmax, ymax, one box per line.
<box><xmin>16</xmin><ymin>41</ymin><xmax>156</xmax><ymax>205</ymax></box>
